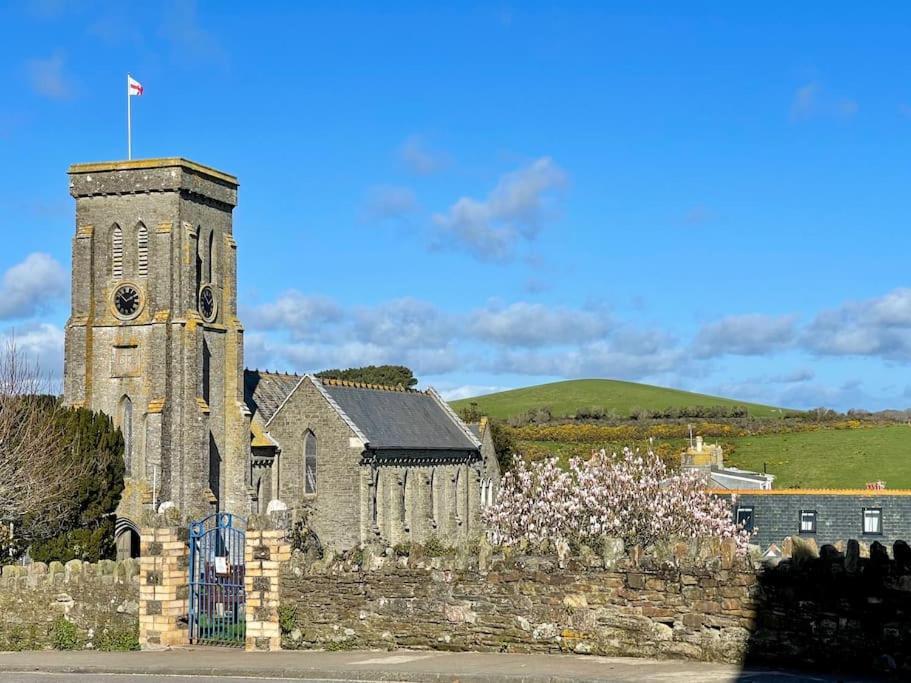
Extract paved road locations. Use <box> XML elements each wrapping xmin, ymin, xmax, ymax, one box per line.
<box><xmin>0</xmin><ymin>648</ymin><xmax>882</xmax><ymax>682</ymax></box>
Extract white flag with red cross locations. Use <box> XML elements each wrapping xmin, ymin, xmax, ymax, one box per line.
<box><xmin>128</xmin><ymin>75</ymin><xmax>143</xmax><ymax>96</ymax></box>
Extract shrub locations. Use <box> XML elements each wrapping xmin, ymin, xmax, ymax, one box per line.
<box><xmin>490</xmin><ymin>421</ymin><xmax>517</xmax><ymax>472</ymax></box>
<box><xmin>96</xmin><ymin>625</ymin><xmax>139</xmax><ymax>651</ymax></box>
<box><xmin>50</xmin><ymin>616</ymin><xmax>80</xmax><ymax>650</ymax></box>
<box><xmin>29</xmin><ymin>407</ymin><xmax>125</xmax><ymax>563</ymax></box>
<box><xmin>278</xmin><ymin>605</ymin><xmax>298</xmax><ymax>635</ymax></box>
<box><xmin>289</xmin><ymin>516</ymin><xmax>323</xmax><ymax>561</ymax></box>
<box><xmin>484</xmin><ymin>448</ymin><xmax>749</xmax><ymax>552</ymax></box>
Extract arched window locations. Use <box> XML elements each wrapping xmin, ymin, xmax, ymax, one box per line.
<box><xmin>119</xmin><ymin>395</ymin><xmax>132</xmax><ymax>474</ymax></box>
<box><xmin>207</xmin><ymin>230</ymin><xmax>216</xmax><ymax>283</ymax></box>
<box><xmin>195</xmin><ymin>226</ymin><xmax>203</xmax><ymax>295</ymax></box>
<box><xmin>111</xmin><ymin>225</ymin><xmax>123</xmax><ymax>277</ymax></box>
<box><xmin>304</xmin><ymin>431</ymin><xmax>317</xmax><ymax>494</ymax></box>
<box><xmin>429</xmin><ymin>470</ymin><xmax>436</xmax><ymax>525</ymax></box>
<box><xmin>399</xmin><ymin>470</ymin><xmax>408</xmax><ymax>523</ymax></box>
<box><xmin>453</xmin><ymin>468</ymin><xmax>461</xmax><ymax>518</ymax></box>
<box><xmin>202</xmin><ymin>340</ymin><xmax>211</xmax><ymax>404</ymax></box>
<box><xmin>371</xmin><ymin>469</ymin><xmax>380</xmax><ymax>526</ymax></box>
<box><xmin>137</xmin><ymin>223</ymin><xmax>148</xmax><ymax>276</ymax></box>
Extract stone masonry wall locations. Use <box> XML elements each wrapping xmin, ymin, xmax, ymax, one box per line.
<box><xmin>281</xmin><ymin>538</ymin><xmax>911</xmax><ymax>675</ymax></box>
<box><xmin>281</xmin><ymin>540</ymin><xmax>753</xmax><ymax>662</ymax></box>
<box><xmin>0</xmin><ymin>559</ymin><xmax>139</xmax><ymax>651</ymax></box>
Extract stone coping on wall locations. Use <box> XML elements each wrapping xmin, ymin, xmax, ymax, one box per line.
<box><xmin>0</xmin><ymin>559</ymin><xmax>140</xmax><ymax>586</ymax></box>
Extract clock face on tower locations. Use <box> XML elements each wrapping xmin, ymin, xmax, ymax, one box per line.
<box><xmin>199</xmin><ymin>284</ymin><xmax>216</xmax><ymax>322</ymax></box>
<box><xmin>113</xmin><ymin>284</ymin><xmax>142</xmax><ymax>320</ymax></box>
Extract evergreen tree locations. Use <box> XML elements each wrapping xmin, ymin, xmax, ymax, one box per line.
<box><xmin>28</xmin><ymin>407</ymin><xmax>125</xmax><ymax>563</ymax></box>
<box><xmin>315</xmin><ymin>365</ymin><xmax>418</xmax><ymax>388</ymax></box>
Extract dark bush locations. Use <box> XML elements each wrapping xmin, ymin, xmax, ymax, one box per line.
<box><xmin>28</xmin><ymin>407</ymin><xmax>125</xmax><ymax>564</ymax></box>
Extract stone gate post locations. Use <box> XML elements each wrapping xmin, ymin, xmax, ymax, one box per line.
<box><xmin>138</xmin><ymin>526</ymin><xmax>189</xmax><ymax>649</ymax></box>
<box><xmin>244</xmin><ymin>528</ymin><xmax>291</xmax><ymax>651</ymax></box>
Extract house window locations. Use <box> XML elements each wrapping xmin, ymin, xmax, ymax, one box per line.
<box><xmin>735</xmin><ymin>506</ymin><xmax>754</xmax><ymax>533</ymax></box>
<box><xmin>863</xmin><ymin>508</ymin><xmax>882</xmax><ymax>535</ymax></box>
<box><xmin>304</xmin><ymin>431</ymin><xmax>317</xmax><ymax>494</ymax></box>
<box><xmin>799</xmin><ymin>510</ymin><xmax>817</xmax><ymax>534</ymax></box>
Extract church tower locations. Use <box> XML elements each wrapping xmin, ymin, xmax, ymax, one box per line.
<box><xmin>64</xmin><ymin>159</ymin><xmax>251</xmax><ymax>533</ymax></box>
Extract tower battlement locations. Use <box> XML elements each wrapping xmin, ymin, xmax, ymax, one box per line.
<box><xmin>68</xmin><ymin>158</ymin><xmax>238</xmax><ymax>206</ymax></box>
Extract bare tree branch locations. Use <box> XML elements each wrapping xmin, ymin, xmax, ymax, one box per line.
<box><xmin>0</xmin><ymin>337</ymin><xmax>93</xmax><ymax>540</ymax></box>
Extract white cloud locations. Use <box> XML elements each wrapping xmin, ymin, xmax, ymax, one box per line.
<box><xmin>25</xmin><ymin>53</ymin><xmax>73</xmax><ymax>100</ymax></box>
<box><xmin>0</xmin><ymin>253</ymin><xmax>67</xmax><ymax>320</ymax></box>
<box><xmin>158</xmin><ymin>0</ymin><xmax>226</xmax><ymax>65</ymax></box>
<box><xmin>804</xmin><ymin>288</ymin><xmax>911</xmax><ymax>360</ymax></box>
<box><xmin>399</xmin><ymin>135</ymin><xmax>447</xmax><ymax>175</ymax></box>
<box><xmin>436</xmin><ymin>384</ymin><xmax>510</xmax><ymax>401</ymax></box>
<box><xmin>361</xmin><ymin>185</ymin><xmax>418</xmax><ymax>222</ymax></box>
<box><xmin>790</xmin><ymin>81</ymin><xmax>857</xmax><ymax>122</ymax></box>
<box><xmin>242</xmin><ymin>291</ymin><xmax>341</xmax><ymax>340</ymax></box>
<box><xmin>353</xmin><ymin>298</ymin><xmax>455</xmax><ymax>349</ymax></box>
<box><xmin>693</xmin><ymin>314</ymin><xmax>796</xmax><ymax>358</ymax></box>
<box><xmin>432</xmin><ymin>157</ymin><xmax>566</xmax><ymax>262</ymax></box>
<box><xmin>0</xmin><ymin>323</ymin><xmax>65</xmax><ymax>390</ymax></box>
<box><xmin>469</xmin><ymin>302</ymin><xmax>611</xmax><ymax>347</ymax></box>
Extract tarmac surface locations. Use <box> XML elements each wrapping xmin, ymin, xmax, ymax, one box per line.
<box><xmin>0</xmin><ymin>648</ymin><xmax>883</xmax><ymax>682</ymax></box>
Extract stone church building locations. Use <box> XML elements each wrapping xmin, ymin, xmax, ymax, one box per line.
<box><xmin>62</xmin><ymin>158</ymin><xmax>500</xmax><ymax>557</ymax></box>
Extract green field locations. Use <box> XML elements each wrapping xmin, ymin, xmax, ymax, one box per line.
<box><xmin>724</xmin><ymin>424</ymin><xmax>911</xmax><ymax>489</ymax></box>
<box><xmin>513</xmin><ymin>424</ymin><xmax>911</xmax><ymax>489</ymax></box>
<box><xmin>451</xmin><ymin>379</ymin><xmax>786</xmax><ymax>420</ymax></box>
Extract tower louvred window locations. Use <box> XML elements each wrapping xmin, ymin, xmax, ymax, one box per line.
<box><xmin>137</xmin><ymin>223</ymin><xmax>148</xmax><ymax>276</ymax></box>
<box><xmin>112</xmin><ymin>225</ymin><xmax>123</xmax><ymax>277</ymax></box>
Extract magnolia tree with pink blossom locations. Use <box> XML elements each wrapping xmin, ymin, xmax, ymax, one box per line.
<box><xmin>483</xmin><ymin>448</ymin><xmax>751</xmax><ymax>551</ymax></box>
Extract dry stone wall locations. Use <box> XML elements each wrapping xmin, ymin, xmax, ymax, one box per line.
<box><xmin>0</xmin><ymin>559</ymin><xmax>139</xmax><ymax>651</ymax></box>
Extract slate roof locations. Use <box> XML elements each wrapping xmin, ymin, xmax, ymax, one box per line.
<box><xmin>243</xmin><ymin>370</ymin><xmax>480</xmax><ymax>455</ymax></box>
<box><xmin>319</xmin><ymin>381</ymin><xmax>478</xmax><ymax>452</ymax></box>
<box><xmin>243</xmin><ymin>370</ymin><xmax>302</xmax><ymax>423</ymax></box>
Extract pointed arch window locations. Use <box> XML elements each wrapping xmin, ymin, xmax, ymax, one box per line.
<box><xmin>202</xmin><ymin>340</ymin><xmax>211</xmax><ymax>404</ymax></box>
<box><xmin>195</xmin><ymin>226</ymin><xmax>203</xmax><ymax>295</ymax></box>
<box><xmin>453</xmin><ymin>468</ymin><xmax>461</xmax><ymax>518</ymax></box>
<box><xmin>119</xmin><ymin>395</ymin><xmax>133</xmax><ymax>475</ymax></box>
<box><xmin>207</xmin><ymin>230</ymin><xmax>216</xmax><ymax>284</ymax></box>
<box><xmin>371</xmin><ymin>469</ymin><xmax>380</xmax><ymax>526</ymax></box>
<box><xmin>399</xmin><ymin>470</ymin><xmax>408</xmax><ymax>523</ymax></box>
<box><xmin>304</xmin><ymin>430</ymin><xmax>317</xmax><ymax>494</ymax></box>
<box><xmin>111</xmin><ymin>225</ymin><xmax>123</xmax><ymax>278</ymax></box>
<box><xmin>429</xmin><ymin>470</ymin><xmax>437</xmax><ymax>525</ymax></box>
<box><xmin>137</xmin><ymin>223</ymin><xmax>148</xmax><ymax>276</ymax></box>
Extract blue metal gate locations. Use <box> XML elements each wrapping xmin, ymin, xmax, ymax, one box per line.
<box><xmin>188</xmin><ymin>513</ymin><xmax>246</xmax><ymax>646</ymax></box>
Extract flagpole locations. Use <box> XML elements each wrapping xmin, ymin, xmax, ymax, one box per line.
<box><xmin>127</xmin><ymin>73</ymin><xmax>132</xmax><ymax>160</ymax></box>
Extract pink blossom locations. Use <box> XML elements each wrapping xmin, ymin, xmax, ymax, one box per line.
<box><xmin>483</xmin><ymin>448</ymin><xmax>751</xmax><ymax>551</ymax></box>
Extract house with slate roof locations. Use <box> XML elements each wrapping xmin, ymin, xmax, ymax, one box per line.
<box><xmin>244</xmin><ymin>372</ymin><xmax>500</xmax><ymax>550</ymax></box>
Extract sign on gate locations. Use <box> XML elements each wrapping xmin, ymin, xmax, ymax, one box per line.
<box><xmin>188</xmin><ymin>513</ymin><xmax>246</xmax><ymax>646</ymax></box>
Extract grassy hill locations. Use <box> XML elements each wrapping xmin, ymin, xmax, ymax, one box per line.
<box><xmin>450</xmin><ymin>379</ymin><xmax>787</xmax><ymax>420</ymax></box>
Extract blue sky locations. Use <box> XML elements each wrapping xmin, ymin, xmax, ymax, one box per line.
<box><xmin>2</xmin><ymin>1</ymin><xmax>911</xmax><ymax>410</ymax></box>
